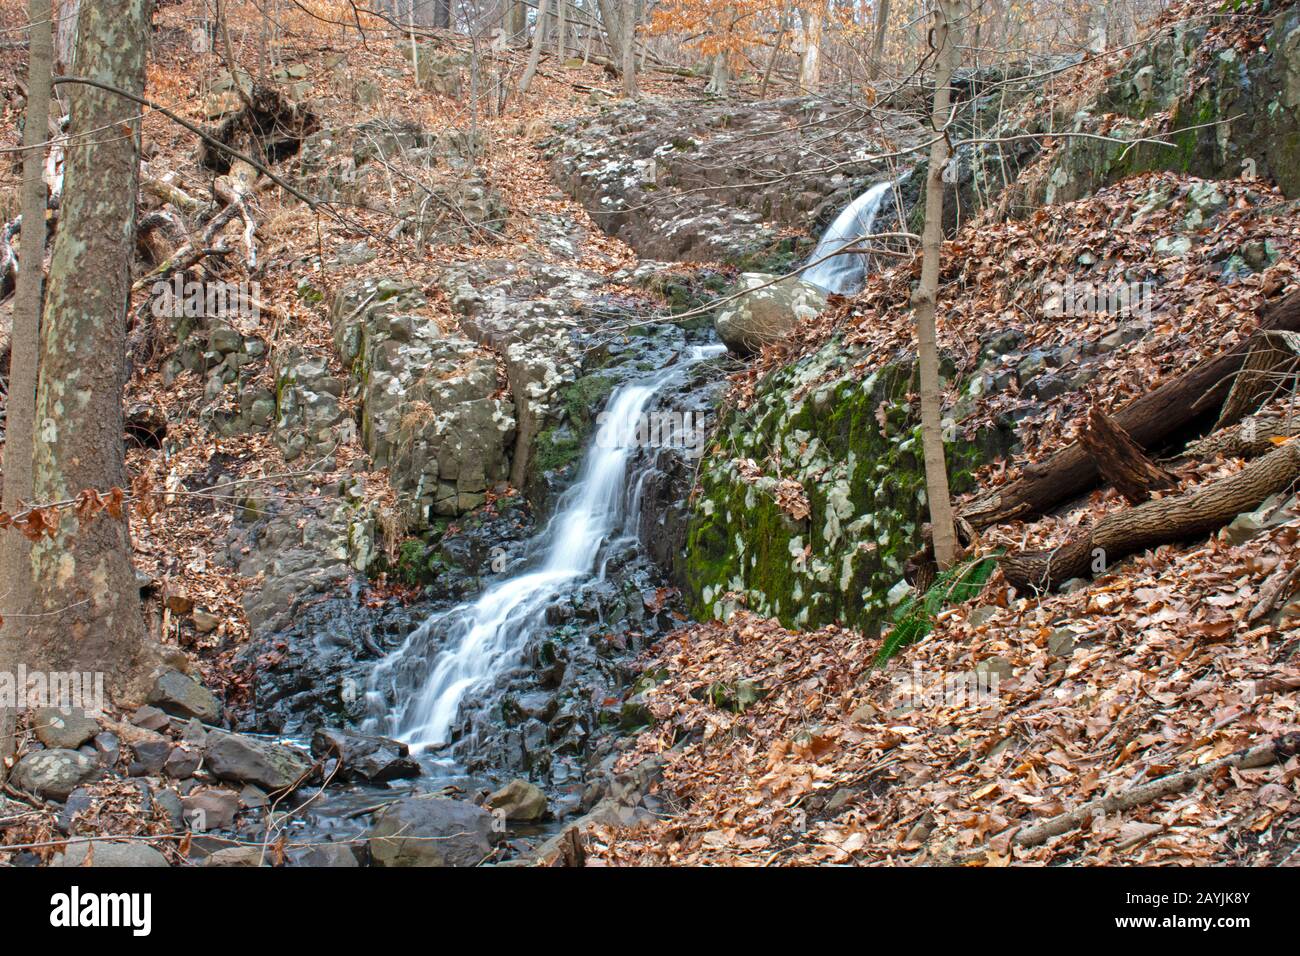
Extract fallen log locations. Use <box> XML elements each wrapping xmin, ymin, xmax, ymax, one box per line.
<box><xmin>962</xmin><ymin>289</ymin><xmax>1300</xmax><ymax>528</ymax></box>
<box><xmin>1079</xmin><ymin>405</ymin><xmax>1176</xmax><ymax>504</ymax></box>
<box><xmin>1179</xmin><ymin>412</ymin><xmax>1300</xmax><ymax>460</ymax></box>
<box><xmin>1001</xmin><ymin>437</ymin><xmax>1300</xmax><ymax>591</ymax></box>
<box><xmin>957</xmin><ymin>732</ymin><xmax>1300</xmax><ymax>861</ymax></box>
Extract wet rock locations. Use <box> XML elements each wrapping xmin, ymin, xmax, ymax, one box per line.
<box><xmin>33</xmin><ymin>708</ymin><xmax>100</xmax><ymax>750</ymax></box>
<box><xmin>309</xmin><ymin>728</ymin><xmax>420</xmax><ymax>782</ymax></box>
<box><xmin>203</xmin><ymin>730</ymin><xmax>312</xmax><ymax>792</ymax></box>
<box><xmin>182</xmin><ymin>789</ymin><xmax>240</xmax><ymax>830</ymax></box>
<box><xmin>487</xmin><ymin>779</ymin><xmax>548</xmax><ymax>822</ymax></box>
<box><xmin>146</xmin><ymin>669</ymin><xmax>222</xmax><ymax>723</ymax></box>
<box><xmin>53</xmin><ymin>840</ymin><xmax>169</xmax><ymax>867</ymax></box>
<box><xmin>714</xmin><ymin>273</ymin><xmax>827</xmax><ymax>356</ymax></box>
<box><xmin>368</xmin><ymin>796</ymin><xmax>497</xmax><ymax>867</ymax></box>
<box><xmin>12</xmin><ymin>749</ymin><xmax>99</xmax><ymax>800</ymax></box>
<box><xmin>288</xmin><ymin>843</ymin><xmax>360</xmax><ymax>867</ymax></box>
<box><xmin>203</xmin><ymin>846</ymin><xmax>266</xmax><ymax>867</ymax></box>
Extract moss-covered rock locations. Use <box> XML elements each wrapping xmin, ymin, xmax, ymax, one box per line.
<box><xmin>684</xmin><ymin>339</ymin><xmax>1011</xmax><ymax>635</ymax></box>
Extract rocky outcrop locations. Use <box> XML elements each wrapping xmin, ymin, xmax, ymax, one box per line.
<box><xmin>332</xmin><ymin>278</ymin><xmax>516</xmax><ymax>525</ymax></box>
<box><xmin>686</xmin><ymin>345</ymin><xmax>1012</xmax><ymax>633</ymax></box>
<box><xmin>548</xmin><ymin>95</ymin><xmax>921</xmax><ymax>268</ymax></box>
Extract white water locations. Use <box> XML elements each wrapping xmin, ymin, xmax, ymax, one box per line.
<box><xmin>801</xmin><ymin>180</ymin><xmax>896</xmax><ymax>295</ymax></box>
<box><xmin>366</xmin><ymin>344</ymin><xmax>725</xmax><ymax>749</ymax></box>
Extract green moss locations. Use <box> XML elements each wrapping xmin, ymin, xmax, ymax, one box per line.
<box><xmin>684</xmin><ymin>345</ymin><xmax>1011</xmax><ymax>636</ymax></box>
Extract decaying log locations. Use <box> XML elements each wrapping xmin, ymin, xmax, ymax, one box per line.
<box><xmin>1215</xmin><ymin>330</ymin><xmax>1300</xmax><ymax>429</ymax></box>
<box><xmin>962</xmin><ymin>290</ymin><xmax>1300</xmax><ymax>529</ymax></box>
<box><xmin>142</xmin><ymin>173</ymin><xmax>203</xmax><ymax>215</ymax></box>
<box><xmin>136</xmin><ymin>209</ymin><xmax>184</xmax><ymax>266</ymax></box>
<box><xmin>958</xmin><ymin>732</ymin><xmax>1300</xmax><ymax>860</ymax></box>
<box><xmin>1001</xmin><ymin>438</ymin><xmax>1300</xmax><ymax>591</ymax></box>
<box><xmin>1180</xmin><ymin>412</ymin><xmax>1300</xmax><ymax>460</ymax></box>
<box><xmin>1079</xmin><ymin>405</ymin><xmax>1176</xmax><ymax>504</ymax></box>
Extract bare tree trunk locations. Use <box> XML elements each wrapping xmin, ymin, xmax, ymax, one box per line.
<box><xmin>759</xmin><ymin>6</ymin><xmax>789</xmax><ymax>98</ymax></box>
<box><xmin>54</xmin><ymin>0</ymin><xmax>78</xmax><ymax>72</ymax></box>
<box><xmin>869</xmin><ymin>0</ymin><xmax>890</xmax><ymax>79</ymax></box>
<box><xmin>798</xmin><ymin>0</ymin><xmax>825</xmax><ymax>91</ymax></box>
<box><xmin>519</xmin><ymin>0</ymin><xmax>550</xmax><ymax>91</ymax></box>
<box><xmin>555</xmin><ymin>0</ymin><xmax>567</xmax><ymax>60</ymax></box>
<box><xmin>0</xmin><ymin>0</ymin><xmax>53</xmax><ymax>787</ymax></box>
<box><xmin>912</xmin><ymin>0</ymin><xmax>962</xmax><ymax>570</ymax></box>
<box><xmin>26</xmin><ymin>0</ymin><xmax>149</xmax><ymax>700</ymax></box>
<box><xmin>619</xmin><ymin>0</ymin><xmax>637</xmax><ymax>97</ymax></box>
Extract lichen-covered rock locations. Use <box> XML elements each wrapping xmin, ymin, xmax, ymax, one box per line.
<box><xmin>713</xmin><ymin>273</ymin><xmax>827</xmax><ymax>356</ymax></box>
<box><xmin>331</xmin><ymin>277</ymin><xmax>516</xmax><ymax>525</ymax></box>
<box><xmin>685</xmin><ymin>344</ymin><xmax>1011</xmax><ymax>634</ymax></box>
<box><xmin>547</xmin><ymin>96</ymin><xmax>920</xmax><ymax>267</ymax></box>
<box><xmin>273</xmin><ymin>348</ymin><xmax>349</xmax><ymax>463</ymax></box>
<box><xmin>11</xmin><ymin>749</ymin><xmax>99</xmax><ymax>800</ymax></box>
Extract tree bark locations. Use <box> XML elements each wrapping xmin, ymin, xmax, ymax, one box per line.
<box><xmin>619</xmin><ymin>0</ymin><xmax>637</xmax><ymax>98</ymax></box>
<box><xmin>1</xmin><ymin>0</ymin><xmax>54</xmax><ymax>786</ymax></box>
<box><xmin>518</xmin><ymin>0</ymin><xmax>550</xmax><ymax>92</ymax></box>
<box><xmin>1079</xmin><ymin>405</ymin><xmax>1176</xmax><ymax>504</ymax></box>
<box><xmin>869</xmin><ymin>0</ymin><xmax>891</xmax><ymax>80</ymax></box>
<box><xmin>961</xmin><ymin>290</ymin><xmax>1300</xmax><ymax>529</ymax></box>
<box><xmin>1001</xmin><ymin>438</ymin><xmax>1300</xmax><ymax>591</ymax></box>
<box><xmin>24</xmin><ymin>0</ymin><xmax>149</xmax><ymax>699</ymax></box>
<box><xmin>797</xmin><ymin>1</ymin><xmax>825</xmax><ymax>92</ymax></box>
<box><xmin>912</xmin><ymin>0</ymin><xmax>962</xmax><ymax>570</ymax></box>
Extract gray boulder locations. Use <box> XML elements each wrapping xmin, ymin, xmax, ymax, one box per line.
<box><xmin>34</xmin><ymin>708</ymin><xmax>100</xmax><ymax>750</ymax></box>
<box><xmin>368</xmin><ymin>796</ymin><xmax>496</xmax><ymax>867</ymax></box>
<box><xmin>310</xmin><ymin>728</ymin><xmax>420</xmax><ymax>782</ymax></box>
<box><xmin>203</xmin><ymin>730</ymin><xmax>312</xmax><ymax>792</ymax></box>
<box><xmin>11</xmin><ymin>749</ymin><xmax>98</xmax><ymax>800</ymax></box>
<box><xmin>53</xmin><ymin>840</ymin><xmax>169</xmax><ymax>867</ymax></box>
<box><xmin>487</xmin><ymin>779</ymin><xmax>548</xmax><ymax>822</ymax></box>
<box><xmin>146</xmin><ymin>669</ymin><xmax>222</xmax><ymax>723</ymax></box>
<box><xmin>714</xmin><ymin>273</ymin><xmax>827</xmax><ymax>356</ymax></box>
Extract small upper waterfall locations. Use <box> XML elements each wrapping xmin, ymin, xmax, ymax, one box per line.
<box><xmin>801</xmin><ymin>180</ymin><xmax>896</xmax><ymax>295</ymax></box>
<box><xmin>366</xmin><ymin>343</ymin><xmax>725</xmax><ymax>749</ymax></box>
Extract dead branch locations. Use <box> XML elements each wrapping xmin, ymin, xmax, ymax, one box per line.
<box><xmin>1079</xmin><ymin>404</ymin><xmax>1176</xmax><ymax>504</ymax></box>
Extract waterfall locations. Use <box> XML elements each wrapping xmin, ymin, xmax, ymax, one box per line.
<box><xmin>801</xmin><ymin>180</ymin><xmax>896</xmax><ymax>295</ymax></box>
<box><xmin>365</xmin><ymin>343</ymin><xmax>725</xmax><ymax>749</ymax></box>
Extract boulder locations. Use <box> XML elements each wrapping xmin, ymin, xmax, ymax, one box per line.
<box><xmin>53</xmin><ymin>840</ymin><xmax>169</xmax><ymax>867</ymax></box>
<box><xmin>288</xmin><ymin>843</ymin><xmax>360</xmax><ymax>867</ymax></box>
<box><xmin>202</xmin><ymin>846</ymin><xmax>267</xmax><ymax>867</ymax></box>
<box><xmin>11</xmin><ymin>749</ymin><xmax>98</xmax><ymax>800</ymax></box>
<box><xmin>182</xmin><ymin>789</ymin><xmax>240</xmax><ymax>830</ymax></box>
<box><xmin>714</xmin><ymin>274</ymin><xmax>827</xmax><ymax>356</ymax></box>
<box><xmin>487</xmin><ymin>778</ymin><xmax>548</xmax><ymax>822</ymax></box>
<box><xmin>367</xmin><ymin>796</ymin><xmax>496</xmax><ymax>867</ymax></box>
<box><xmin>203</xmin><ymin>730</ymin><xmax>312</xmax><ymax>792</ymax></box>
<box><xmin>33</xmin><ymin>708</ymin><xmax>100</xmax><ymax>750</ymax></box>
<box><xmin>146</xmin><ymin>669</ymin><xmax>222</xmax><ymax>723</ymax></box>
<box><xmin>310</xmin><ymin>728</ymin><xmax>420</xmax><ymax>782</ymax></box>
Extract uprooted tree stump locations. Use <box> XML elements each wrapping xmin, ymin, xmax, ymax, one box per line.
<box><xmin>1001</xmin><ymin>438</ymin><xmax>1300</xmax><ymax>592</ymax></box>
<box><xmin>198</xmin><ymin>84</ymin><xmax>318</xmax><ymax>173</ymax></box>
<box><xmin>1079</xmin><ymin>405</ymin><xmax>1177</xmax><ymax>504</ymax></box>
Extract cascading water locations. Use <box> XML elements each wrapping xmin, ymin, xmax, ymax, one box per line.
<box><xmin>365</xmin><ymin>343</ymin><xmax>725</xmax><ymax>750</ymax></box>
<box><xmin>801</xmin><ymin>180</ymin><xmax>896</xmax><ymax>295</ymax></box>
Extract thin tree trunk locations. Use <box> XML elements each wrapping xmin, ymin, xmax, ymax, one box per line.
<box><xmin>26</xmin><ymin>0</ymin><xmax>149</xmax><ymax>699</ymax></box>
<box><xmin>519</xmin><ymin>0</ymin><xmax>550</xmax><ymax>91</ymax></box>
<box><xmin>619</xmin><ymin>0</ymin><xmax>637</xmax><ymax>97</ymax></box>
<box><xmin>0</xmin><ymin>0</ymin><xmax>53</xmax><ymax>787</ymax></box>
<box><xmin>556</xmin><ymin>0</ymin><xmax>567</xmax><ymax>61</ymax></box>
<box><xmin>798</xmin><ymin>1</ymin><xmax>825</xmax><ymax>91</ymax></box>
<box><xmin>913</xmin><ymin>0</ymin><xmax>962</xmax><ymax>570</ymax></box>
<box><xmin>759</xmin><ymin>7</ymin><xmax>789</xmax><ymax>98</ymax></box>
<box><xmin>869</xmin><ymin>0</ymin><xmax>890</xmax><ymax>79</ymax></box>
